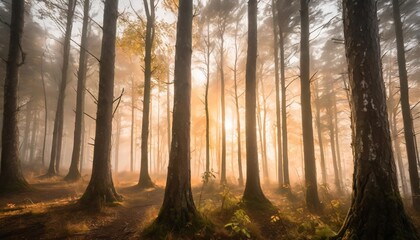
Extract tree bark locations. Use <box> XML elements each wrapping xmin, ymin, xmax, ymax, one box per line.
<box><xmin>242</xmin><ymin>0</ymin><xmax>270</xmax><ymax>206</ymax></box>
<box><xmin>138</xmin><ymin>0</ymin><xmax>155</xmax><ymax>188</ymax></box>
<box><xmin>47</xmin><ymin>0</ymin><xmax>76</xmax><ymax>176</ymax></box>
<box><xmin>272</xmin><ymin>0</ymin><xmax>283</xmax><ymax>188</ymax></box>
<box><xmin>204</xmin><ymin>20</ymin><xmax>211</xmax><ymax>178</ymax></box>
<box><xmin>300</xmin><ymin>0</ymin><xmax>321</xmax><ymax>212</ymax></box>
<box><xmin>391</xmin><ymin>0</ymin><xmax>420</xmax><ymax>210</ymax></box>
<box><xmin>219</xmin><ymin>29</ymin><xmax>227</xmax><ymax>185</ymax></box>
<box><xmin>314</xmin><ymin>81</ymin><xmax>327</xmax><ymax>186</ymax></box>
<box><xmin>0</xmin><ymin>0</ymin><xmax>29</xmax><ymax>192</ymax></box>
<box><xmin>79</xmin><ymin>0</ymin><xmax>121</xmax><ymax>208</ymax></box>
<box><xmin>279</xmin><ymin>27</ymin><xmax>290</xmax><ymax>188</ymax></box>
<box><xmin>130</xmin><ymin>76</ymin><xmax>135</xmax><ymax>172</ymax></box>
<box><xmin>65</xmin><ymin>0</ymin><xmax>90</xmax><ymax>182</ymax></box>
<box><xmin>114</xmin><ymin>114</ymin><xmax>121</xmax><ymax>173</ymax></box>
<box><xmin>154</xmin><ymin>0</ymin><xmax>202</xmax><ymax>230</ymax></box>
<box><xmin>233</xmin><ymin>20</ymin><xmax>243</xmax><ymax>186</ymax></box>
<box><xmin>334</xmin><ymin>0</ymin><xmax>419</xmax><ymax>238</ymax></box>
<box><xmin>326</xmin><ymin>103</ymin><xmax>342</xmax><ymax>193</ymax></box>
<box><xmin>40</xmin><ymin>52</ymin><xmax>48</xmax><ymax>166</ymax></box>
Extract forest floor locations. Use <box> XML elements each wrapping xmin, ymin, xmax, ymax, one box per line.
<box><xmin>1</xmin><ymin>170</ymin><xmax>420</xmax><ymax>239</ymax></box>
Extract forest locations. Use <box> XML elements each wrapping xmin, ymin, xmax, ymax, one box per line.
<box><xmin>0</xmin><ymin>0</ymin><xmax>420</xmax><ymax>239</ymax></box>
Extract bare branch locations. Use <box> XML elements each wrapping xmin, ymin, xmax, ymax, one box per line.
<box><xmin>85</xmin><ymin>87</ymin><xmax>98</xmax><ymax>104</ymax></box>
<box><xmin>84</xmin><ymin>112</ymin><xmax>96</xmax><ymax>121</ymax></box>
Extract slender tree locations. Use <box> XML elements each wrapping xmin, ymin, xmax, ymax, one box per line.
<box><xmin>130</xmin><ymin>76</ymin><xmax>135</xmax><ymax>172</ymax></box>
<box><xmin>391</xmin><ymin>0</ymin><xmax>420</xmax><ymax>210</ymax></box>
<box><xmin>242</xmin><ymin>0</ymin><xmax>271</xmax><ymax>206</ymax></box>
<box><xmin>203</xmin><ymin>18</ymin><xmax>212</xmax><ymax>179</ymax></box>
<box><xmin>65</xmin><ymin>0</ymin><xmax>90</xmax><ymax>181</ymax></box>
<box><xmin>313</xmin><ymin>80</ymin><xmax>327</xmax><ymax>185</ymax></box>
<box><xmin>138</xmin><ymin>0</ymin><xmax>155</xmax><ymax>188</ymax></box>
<box><xmin>0</xmin><ymin>0</ymin><xmax>29</xmax><ymax>192</ymax></box>
<box><xmin>79</xmin><ymin>0</ymin><xmax>121</xmax><ymax>208</ymax></box>
<box><xmin>300</xmin><ymin>0</ymin><xmax>321</xmax><ymax>212</ymax></box>
<box><xmin>333</xmin><ymin>0</ymin><xmax>419</xmax><ymax>238</ymax></box>
<box><xmin>46</xmin><ymin>0</ymin><xmax>76</xmax><ymax>176</ymax></box>
<box><xmin>272</xmin><ymin>0</ymin><xmax>283</xmax><ymax>188</ymax></box>
<box><xmin>232</xmin><ymin>14</ymin><xmax>244</xmax><ymax>186</ymax></box>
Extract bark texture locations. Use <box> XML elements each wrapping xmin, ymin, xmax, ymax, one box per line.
<box><xmin>138</xmin><ymin>0</ymin><xmax>155</xmax><ymax>188</ymax></box>
<box><xmin>334</xmin><ymin>0</ymin><xmax>419</xmax><ymax>238</ymax></box>
<box><xmin>0</xmin><ymin>0</ymin><xmax>29</xmax><ymax>192</ymax></box>
<box><xmin>65</xmin><ymin>0</ymin><xmax>90</xmax><ymax>182</ymax></box>
<box><xmin>79</xmin><ymin>0</ymin><xmax>121</xmax><ymax>208</ymax></box>
<box><xmin>242</xmin><ymin>0</ymin><xmax>270</xmax><ymax>206</ymax></box>
<box><xmin>300</xmin><ymin>0</ymin><xmax>321</xmax><ymax>212</ymax></box>
<box><xmin>155</xmin><ymin>0</ymin><xmax>201</xmax><ymax>230</ymax></box>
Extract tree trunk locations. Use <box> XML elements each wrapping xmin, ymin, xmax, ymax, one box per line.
<box><xmin>0</xmin><ymin>0</ymin><xmax>29</xmax><ymax>192</ymax></box>
<box><xmin>387</xmin><ymin>70</ymin><xmax>409</xmax><ymax>197</ymax></box>
<box><xmin>79</xmin><ymin>0</ymin><xmax>121</xmax><ymax>208</ymax></box>
<box><xmin>130</xmin><ymin>76</ymin><xmax>135</xmax><ymax>172</ymax></box>
<box><xmin>154</xmin><ymin>0</ymin><xmax>202</xmax><ymax>231</ymax></box>
<box><xmin>233</xmin><ymin>20</ymin><xmax>243</xmax><ymax>186</ymax></box>
<box><xmin>47</xmin><ymin>0</ymin><xmax>76</xmax><ymax>176</ymax></box>
<box><xmin>300</xmin><ymin>0</ymin><xmax>321</xmax><ymax>213</ymax></box>
<box><xmin>65</xmin><ymin>0</ymin><xmax>90</xmax><ymax>182</ymax></box>
<box><xmin>326</xmin><ymin>105</ymin><xmax>342</xmax><ymax>194</ymax></box>
<box><xmin>138</xmin><ymin>0</ymin><xmax>155</xmax><ymax>188</ymax></box>
<box><xmin>166</xmin><ymin>66</ymin><xmax>171</xmax><ymax>171</ymax></box>
<box><xmin>279</xmin><ymin>28</ymin><xmax>290</xmax><ymax>188</ymax></box>
<box><xmin>21</xmin><ymin>104</ymin><xmax>32</xmax><ymax>162</ymax></box>
<box><xmin>41</xmin><ymin>52</ymin><xmax>48</xmax><ymax>166</ymax></box>
<box><xmin>114</xmin><ymin>114</ymin><xmax>121</xmax><ymax>173</ymax></box>
<box><xmin>391</xmin><ymin>0</ymin><xmax>420</xmax><ymax>210</ymax></box>
<box><xmin>272</xmin><ymin>0</ymin><xmax>283</xmax><ymax>188</ymax></box>
<box><xmin>242</xmin><ymin>0</ymin><xmax>270</xmax><ymax>206</ymax></box>
<box><xmin>332</xmin><ymin>90</ymin><xmax>343</xmax><ymax>187</ymax></box>
<box><xmin>220</xmin><ymin>33</ymin><xmax>227</xmax><ymax>185</ymax></box>
<box><xmin>204</xmin><ymin>20</ymin><xmax>211</xmax><ymax>178</ymax></box>
<box><xmin>29</xmin><ymin>114</ymin><xmax>38</xmax><ymax>164</ymax></box>
<box><xmin>314</xmin><ymin>81</ymin><xmax>327</xmax><ymax>186</ymax></box>
<box><xmin>334</xmin><ymin>0</ymin><xmax>419</xmax><ymax>238</ymax></box>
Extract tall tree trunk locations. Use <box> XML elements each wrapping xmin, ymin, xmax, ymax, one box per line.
<box><xmin>130</xmin><ymin>76</ymin><xmax>135</xmax><ymax>172</ymax></box>
<box><xmin>300</xmin><ymin>0</ymin><xmax>321</xmax><ymax>212</ymax></box>
<box><xmin>233</xmin><ymin>20</ymin><xmax>243</xmax><ymax>186</ymax></box>
<box><xmin>153</xmin><ymin>0</ymin><xmax>203</xmax><ymax>232</ymax></box>
<box><xmin>21</xmin><ymin>104</ymin><xmax>32</xmax><ymax>162</ymax></box>
<box><xmin>392</xmin><ymin>0</ymin><xmax>420</xmax><ymax>210</ymax></box>
<box><xmin>47</xmin><ymin>0</ymin><xmax>76</xmax><ymax>176</ymax></box>
<box><xmin>79</xmin><ymin>0</ymin><xmax>121</xmax><ymax>208</ymax></box>
<box><xmin>334</xmin><ymin>0</ymin><xmax>419</xmax><ymax>238</ymax></box>
<box><xmin>220</xmin><ymin>34</ymin><xmax>227</xmax><ymax>185</ymax></box>
<box><xmin>242</xmin><ymin>0</ymin><xmax>270</xmax><ymax>206</ymax></box>
<box><xmin>29</xmin><ymin>114</ymin><xmax>38</xmax><ymax>164</ymax></box>
<box><xmin>326</xmin><ymin>104</ymin><xmax>342</xmax><ymax>193</ymax></box>
<box><xmin>41</xmin><ymin>52</ymin><xmax>48</xmax><ymax>166</ymax></box>
<box><xmin>114</xmin><ymin>114</ymin><xmax>121</xmax><ymax>173</ymax></box>
<box><xmin>272</xmin><ymin>0</ymin><xmax>283</xmax><ymax>188</ymax></box>
<box><xmin>166</xmin><ymin>66</ymin><xmax>171</xmax><ymax>171</ymax></box>
<box><xmin>332</xmin><ymin>89</ymin><xmax>343</xmax><ymax>187</ymax></box>
<box><xmin>138</xmin><ymin>0</ymin><xmax>156</xmax><ymax>187</ymax></box>
<box><xmin>279</xmin><ymin>28</ymin><xmax>290</xmax><ymax>187</ymax></box>
<box><xmin>204</xmin><ymin>20</ymin><xmax>211</xmax><ymax>179</ymax></box>
<box><xmin>314</xmin><ymin>81</ymin><xmax>327</xmax><ymax>186</ymax></box>
<box><xmin>0</xmin><ymin>0</ymin><xmax>29</xmax><ymax>192</ymax></box>
<box><xmin>65</xmin><ymin>0</ymin><xmax>90</xmax><ymax>181</ymax></box>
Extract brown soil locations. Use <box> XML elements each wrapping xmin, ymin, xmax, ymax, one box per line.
<box><xmin>1</xmin><ymin>172</ymin><xmax>419</xmax><ymax>239</ymax></box>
